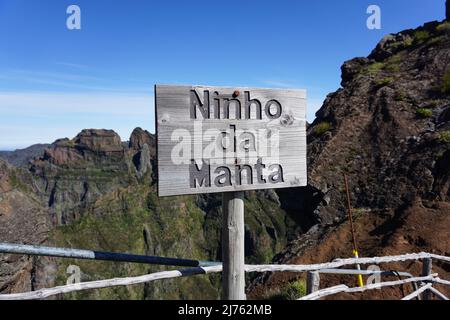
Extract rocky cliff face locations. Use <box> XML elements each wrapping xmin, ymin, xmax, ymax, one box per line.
<box><xmin>249</xmin><ymin>18</ymin><xmax>450</xmax><ymax>299</ymax></box>
<box><xmin>0</xmin><ymin>160</ymin><xmax>52</xmax><ymax>294</ymax></box>
<box><xmin>0</xmin><ymin>127</ymin><xmax>298</xmax><ymax>299</ymax></box>
<box><xmin>306</xmin><ymin>19</ymin><xmax>450</xmax><ymax>224</ymax></box>
<box><xmin>30</xmin><ymin>129</ymin><xmax>133</xmax><ymax>226</ymax></box>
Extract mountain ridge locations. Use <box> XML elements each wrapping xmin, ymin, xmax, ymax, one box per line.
<box><xmin>249</xmin><ymin>15</ymin><xmax>450</xmax><ymax>299</ymax></box>
<box><xmin>0</xmin><ymin>144</ymin><xmax>50</xmax><ymax>167</ymax></box>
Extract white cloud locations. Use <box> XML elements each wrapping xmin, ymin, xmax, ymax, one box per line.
<box><xmin>260</xmin><ymin>79</ymin><xmax>298</xmax><ymax>88</ymax></box>
<box><xmin>0</xmin><ymin>69</ymin><xmax>152</xmax><ymax>93</ymax></box>
<box><xmin>0</xmin><ymin>125</ymin><xmax>81</xmax><ymax>150</ymax></box>
<box><xmin>55</xmin><ymin>62</ymin><xmax>88</xmax><ymax>69</ymax></box>
<box><xmin>0</xmin><ymin>91</ymin><xmax>154</xmax><ymax>116</ymax></box>
<box><xmin>0</xmin><ymin>91</ymin><xmax>155</xmax><ymax>150</ymax></box>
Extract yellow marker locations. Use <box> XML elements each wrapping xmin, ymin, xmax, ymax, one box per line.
<box><xmin>353</xmin><ymin>250</ymin><xmax>364</xmax><ymax>287</ymax></box>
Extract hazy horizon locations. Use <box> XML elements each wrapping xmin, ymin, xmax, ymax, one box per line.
<box><xmin>0</xmin><ymin>125</ymin><xmax>153</xmax><ymax>151</ymax></box>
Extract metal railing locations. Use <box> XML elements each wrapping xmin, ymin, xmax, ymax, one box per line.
<box><xmin>0</xmin><ymin>242</ymin><xmax>220</xmax><ymax>267</ymax></box>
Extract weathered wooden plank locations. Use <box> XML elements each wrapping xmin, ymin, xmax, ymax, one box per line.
<box><xmin>222</xmin><ymin>192</ymin><xmax>246</xmax><ymax>300</ymax></box>
<box><xmin>155</xmin><ymin>85</ymin><xmax>307</xmax><ymax>196</ymax></box>
<box><xmin>306</xmin><ymin>271</ymin><xmax>321</xmax><ymax>294</ymax></box>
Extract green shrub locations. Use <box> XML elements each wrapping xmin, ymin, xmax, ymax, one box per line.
<box><xmin>442</xmin><ymin>69</ymin><xmax>450</xmax><ymax>94</ymax></box>
<box><xmin>314</xmin><ymin>122</ymin><xmax>331</xmax><ymax>135</ymax></box>
<box><xmin>385</xmin><ymin>54</ymin><xmax>403</xmax><ymax>73</ymax></box>
<box><xmin>265</xmin><ymin>280</ymin><xmax>307</xmax><ymax>300</ymax></box>
<box><xmin>391</xmin><ymin>37</ymin><xmax>413</xmax><ymax>49</ymax></box>
<box><xmin>376</xmin><ymin>77</ymin><xmax>395</xmax><ymax>88</ymax></box>
<box><xmin>436</xmin><ymin>149</ymin><xmax>445</xmax><ymax>160</ymax></box>
<box><xmin>57</xmin><ymin>139</ymin><xmax>75</xmax><ymax>147</ymax></box>
<box><xmin>367</xmin><ymin>62</ymin><xmax>385</xmax><ymax>75</ymax></box>
<box><xmin>353</xmin><ymin>208</ymin><xmax>369</xmax><ymax>219</ymax></box>
<box><xmin>440</xmin><ymin>131</ymin><xmax>450</xmax><ymax>144</ymax></box>
<box><xmin>385</xmin><ymin>64</ymin><xmax>400</xmax><ymax>73</ymax></box>
<box><xmin>394</xmin><ymin>90</ymin><xmax>407</xmax><ymax>101</ymax></box>
<box><xmin>417</xmin><ymin>108</ymin><xmax>433</xmax><ymax>118</ymax></box>
<box><xmin>437</xmin><ymin>21</ymin><xmax>450</xmax><ymax>33</ymax></box>
<box><xmin>414</xmin><ymin>30</ymin><xmax>430</xmax><ymax>43</ymax></box>
<box><xmin>427</xmin><ymin>100</ymin><xmax>441</xmax><ymax>108</ymax></box>
<box><xmin>428</xmin><ymin>36</ymin><xmax>444</xmax><ymax>46</ymax></box>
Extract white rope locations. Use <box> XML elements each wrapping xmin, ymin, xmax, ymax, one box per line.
<box><xmin>247</xmin><ymin>252</ymin><xmax>450</xmax><ymax>273</ymax></box>
<box><xmin>428</xmin><ymin>287</ymin><xmax>450</xmax><ymax>300</ymax></box>
<box><xmin>434</xmin><ymin>277</ymin><xmax>450</xmax><ymax>286</ymax></box>
<box><xmin>346</xmin><ymin>274</ymin><xmax>437</xmax><ymax>293</ymax></box>
<box><xmin>299</xmin><ymin>275</ymin><xmax>438</xmax><ymax>300</ymax></box>
<box><xmin>0</xmin><ymin>266</ymin><xmax>222</xmax><ymax>300</ymax></box>
<box><xmin>401</xmin><ymin>283</ymin><xmax>433</xmax><ymax>300</ymax></box>
<box><xmin>298</xmin><ymin>285</ymin><xmax>349</xmax><ymax>301</ymax></box>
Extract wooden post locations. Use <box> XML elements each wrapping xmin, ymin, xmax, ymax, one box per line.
<box><xmin>222</xmin><ymin>191</ymin><xmax>246</xmax><ymax>300</ymax></box>
<box><xmin>421</xmin><ymin>258</ymin><xmax>432</xmax><ymax>300</ymax></box>
<box><xmin>306</xmin><ymin>271</ymin><xmax>320</xmax><ymax>295</ymax></box>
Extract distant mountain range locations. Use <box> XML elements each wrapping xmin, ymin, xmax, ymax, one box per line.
<box><xmin>0</xmin><ymin>144</ymin><xmax>49</xmax><ymax>167</ymax></box>
<box><xmin>0</xmin><ymin>127</ymin><xmax>295</xmax><ymax>299</ymax></box>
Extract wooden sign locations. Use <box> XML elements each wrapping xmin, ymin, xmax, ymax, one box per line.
<box><xmin>155</xmin><ymin>85</ymin><xmax>307</xmax><ymax>197</ymax></box>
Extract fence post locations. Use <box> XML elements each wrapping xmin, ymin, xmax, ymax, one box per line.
<box><xmin>421</xmin><ymin>258</ymin><xmax>432</xmax><ymax>300</ymax></box>
<box><xmin>222</xmin><ymin>191</ymin><xmax>246</xmax><ymax>300</ymax></box>
<box><xmin>306</xmin><ymin>271</ymin><xmax>320</xmax><ymax>295</ymax></box>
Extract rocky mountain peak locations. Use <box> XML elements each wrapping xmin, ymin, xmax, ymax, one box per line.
<box><xmin>36</xmin><ymin>129</ymin><xmax>125</xmax><ymax>166</ymax></box>
<box><xmin>74</xmin><ymin>129</ymin><xmax>123</xmax><ymax>153</ymax></box>
<box><xmin>310</xmin><ymin>19</ymin><xmax>450</xmax><ymax>220</ymax></box>
<box><xmin>129</xmin><ymin>127</ymin><xmax>155</xmax><ymax>151</ymax></box>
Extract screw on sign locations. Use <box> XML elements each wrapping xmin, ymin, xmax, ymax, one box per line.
<box><xmin>154</xmin><ymin>85</ymin><xmax>307</xmax><ymax>300</ymax></box>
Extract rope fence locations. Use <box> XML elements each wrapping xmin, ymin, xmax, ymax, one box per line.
<box><xmin>0</xmin><ymin>244</ymin><xmax>449</xmax><ymax>301</ymax></box>
<box><xmin>299</xmin><ymin>274</ymin><xmax>440</xmax><ymax>300</ymax></box>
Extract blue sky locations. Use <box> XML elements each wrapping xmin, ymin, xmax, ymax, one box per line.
<box><xmin>0</xmin><ymin>0</ymin><xmax>446</xmax><ymax>150</ymax></box>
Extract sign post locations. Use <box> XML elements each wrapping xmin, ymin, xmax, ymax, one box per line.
<box><xmin>155</xmin><ymin>85</ymin><xmax>307</xmax><ymax>300</ymax></box>
<box><xmin>222</xmin><ymin>191</ymin><xmax>246</xmax><ymax>300</ymax></box>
